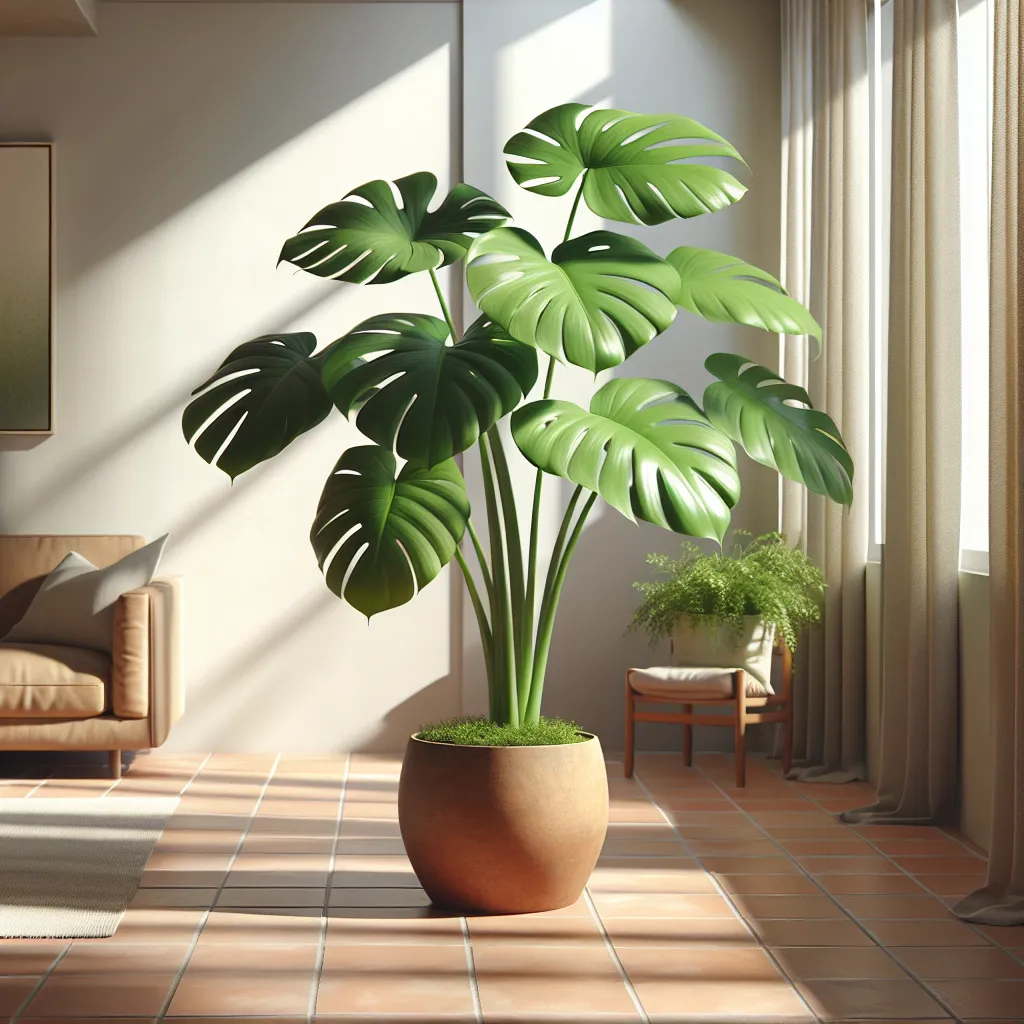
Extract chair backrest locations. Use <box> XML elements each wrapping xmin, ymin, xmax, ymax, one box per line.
<box><xmin>0</xmin><ymin>535</ymin><xmax>144</xmax><ymax>636</ymax></box>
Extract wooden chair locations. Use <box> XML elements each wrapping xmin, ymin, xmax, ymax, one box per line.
<box><xmin>624</xmin><ymin>639</ymin><xmax>793</xmax><ymax>787</ymax></box>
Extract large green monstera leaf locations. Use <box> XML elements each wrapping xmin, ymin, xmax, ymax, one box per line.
<box><xmin>668</xmin><ymin>247</ymin><xmax>821</xmax><ymax>339</ymax></box>
<box><xmin>512</xmin><ymin>378</ymin><xmax>740</xmax><ymax>541</ymax></box>
<box><xmin>279</xmin><ymin>172</ymin><xmax>508</xmax><ymax>284</ymax></box>
<box><xmin>319</xmin><ymin>313</ymin><xmax>538</xmax><ymax>467</ymax></box>
<box><xmin>504</xmin><ymin>104</ymin><xmax>747</xmax><ymax>226</ymax></box>
<box><xmin>704</xmin><ymin>353</ymin><xmax>853</xmax><ymax>505</ymax></box>
<box><xmin>182</xmin><ymin>333</ymin><xmax>332</xmax><ymax>481</ymax></box>
<box><xmin>466</xmin><ymin>227</ymin><xmax>679</xmax><ymax>373</ymax></box>
<box><xmin>310</xmin><ymin>446</ymin><xmax>469</xmax><ymax>618</ymax></box>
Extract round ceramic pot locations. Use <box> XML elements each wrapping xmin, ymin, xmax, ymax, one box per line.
<box><xmin>397</xmin><ymin>732</ymin><xmax>609</xmax><ymax>914</ymax></box>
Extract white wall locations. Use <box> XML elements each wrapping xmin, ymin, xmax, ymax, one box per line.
<box><xmin>0</xmin><ymin>0</ymin><xmax>782</xmax><ymax>753</ymax></box>
<box><xmin>0</xmin><ymin>2</ymin><xmax>461</xmax><ymax>751</ymax></box>
<box><xmin>461</xmin><ymin>0</ymin><xmax>783</xmax><ymax>752</ymax></box>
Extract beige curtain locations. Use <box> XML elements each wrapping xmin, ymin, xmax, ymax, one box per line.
<box><xmin>954</xmin><ymin>0</ymin><xmax>1024</xmax><ymax>926</ymax></box>
<box><xmin>844</xmin><ymin>0</ymin><xmax>962</xmax><ymax>825</ymax></box>
<box><xmin>779</xmin><ymin>0</ymin><xmax>870</xmax><ymax>783</ymax></box>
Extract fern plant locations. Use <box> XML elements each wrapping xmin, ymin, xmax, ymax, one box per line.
<box><xmin>631</xmin><ymin>532</ymin><xmax>825</xmax><ymax>653</ymax></box>
<box><xmin>181</xmin><ymin>103</ymin><xmax>852</xmax><ymax>730</ymax></box>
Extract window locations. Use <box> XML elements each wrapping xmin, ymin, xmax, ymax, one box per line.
<box><xmin>958</xmin><ymin>0</ymin><xmax>993</xmax><ymax>573</ymax></box>
<box><xmin>867</xmin><ymin>0</ymin><xmax>993</xmax><ymax>572</ymax></box>
<box><xmin>867</xmin><ymin>0</ymin><xmax>892</xmax><ymax>562</ymax></box>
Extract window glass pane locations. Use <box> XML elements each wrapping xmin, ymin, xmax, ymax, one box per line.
<box><xmin>868</xmin><ymin>0</ymin><xmax>892</xmax><ymax>558</ymax></box>
<box><xmin>958</xmin><ymin>0</ymin><xmax>992</xmax><ymax>561</ymax></box>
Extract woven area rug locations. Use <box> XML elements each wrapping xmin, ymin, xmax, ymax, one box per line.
<box><xmin>0</xmin><ymin>797</ymin><xmax>179</xmax><ymax>938</ymax></box>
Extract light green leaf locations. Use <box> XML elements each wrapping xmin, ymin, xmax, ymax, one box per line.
<box><xmin>512</xmin><ymin>377</ymin><xmax>739</xmax><ymax>541</ymax></box>
<box><xmin>465</xmin><ymin>227</ymin><xmax>679</xmax><ymax>373</ymax></box>
<box><xmin>320</xmin><ymin>313</ymin><xmax>538</xmax><ymax>467</ymax></box>
<box><xmin>668</xmin><ymin>246</ymin><xmax>821</xmax><ymax>339</ymax></box>
<box><xmin>310</xmin><ymin>446</ymin><xmax>469</xmax><ymax>618</ymax></box>
<box><xmin>182</xmin><ymin>333</ymin><xmax>331</xmax><ymax>481</ymax></box>
<box><xmin>504</xmin><ymin>103</ymin><xmax>747</xmax><ymax>225</ymax></box>
<box><xmin>279</xmin><ymin>172</ymin><xmax>508</xmax><ymax>284</ymax></box>
<box><xmin>703</xmin><ymin>353</ymin><xmax>853</xmax><ymax>506</ymax></box>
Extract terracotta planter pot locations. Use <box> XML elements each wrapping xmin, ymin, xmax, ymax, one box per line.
<box><xmin>398</xmin><ymin>732</ymin><xmax>609</xmax><ymax>914</ymax></box>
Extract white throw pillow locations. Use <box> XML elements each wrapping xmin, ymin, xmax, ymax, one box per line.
<box><xmin>3</xmin><ymin>535</ymin><xmax>168</xmax><ymax>653</ymax></box>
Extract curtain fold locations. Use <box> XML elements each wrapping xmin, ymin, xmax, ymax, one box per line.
<box><xmin>779</xmin><ymin>0</ymin><xmax>870</xmax><ymax>783</ymax></box>
<box><xmin>843</xmin><ymin>0</ymin><xmax>962</xmax><ymax>826</ymax></box>
<box><xmin>953</xmin><ymin>0</ymin><xmax>1024</xmax><ymax>926</ymax></box>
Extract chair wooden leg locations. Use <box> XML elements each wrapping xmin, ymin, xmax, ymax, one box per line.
<box><xmin>682</xmin><ymin>704</ymin><xmax>693</xmax><ymax>767</ymax></box>
<box><xmin>734</xmin><ymin>716</ymin><xmax>747</xmax><ymax>788</ymax></box>
<box><xmin>108</xmin><ymin>750</ymin><xmax>122</xmax><ymax>780</ymax></box>
<box><xmin>733</xmin><ymin>670</ymin><xmax>747</xmax><ymax>788</ymax></box>
<box><xmin>624</xmin><ymin>676</ymin><xmax>636</xmax><ymax>778</ymax></box>
<box><xmin>781</xmin><ymin>705</ymin><xmax>793</xmax><ymax>777</ymax></box>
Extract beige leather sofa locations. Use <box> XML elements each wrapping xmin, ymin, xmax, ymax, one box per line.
<box><xmin>0</xmin><ymin>536</ymin><xmax>183</xmax><ymax>777</ymax></box>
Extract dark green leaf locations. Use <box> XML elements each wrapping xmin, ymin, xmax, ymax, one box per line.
<box><xmin>320</xmin><ymin>313</ymin><xmax>538</xmax><ymax>467</ymax></box>
<box><xmin>668</xmin><ymin>246</ymin><xmax>821</xmax><ymax>339</ymax></box>
<box><xmin>182</xmin><ymin>333</ymin><xmax>331</xmax><ymax>481</ymax></box>
<box><xmin>279</xmin><ymin>172</ymin><xmax>508</xmax><ymax>284</ymax></box>
<box><xmin>466</xmin><ymin>227</ymin><xmax>679</xmax><ymax>373</ymax></box>
<box><xmin>512</xmin><ymin>377</ymin><xmax>739</xmax><ymax>541</ymax></box>
<box><xmin>703</xmin><ymin>353</ymin><xmax>853</xmax><ymax>505</ymax></box>
<box><xmin>310</xmin><ymin>445</ymin><xmax>469</xmax><ymax>618</ymax></box>
<box><xmin>505</xmin><ymin>103</ymin><xmax>747</xmax><ymax>225</ymax></box>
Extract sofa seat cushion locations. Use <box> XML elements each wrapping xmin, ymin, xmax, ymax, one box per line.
<box><xmin>627</xmin><ymin>666</ymin><xmax>769</xmax><ymax>701</ymax></box>
<box><xmin>0</xmin><ymin>643</ymin><xmax>109</xmax><ymax>718</ymax></box>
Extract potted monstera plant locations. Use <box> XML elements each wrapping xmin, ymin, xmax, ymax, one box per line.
<box><xmin>183</xmin><ymin>103</ymin><xmax>853</xmax><ymax>914</ymax></box>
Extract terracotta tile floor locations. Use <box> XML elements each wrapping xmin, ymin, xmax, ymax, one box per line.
<box><xmin>0</xmin><ymin>749</ymin><xmax>1019</xmax><ymax>1023</ymax></box>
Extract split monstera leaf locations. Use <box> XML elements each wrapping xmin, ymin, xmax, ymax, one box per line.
<box><xmin>182</xmin><ymin>103</ymin><xmax>852</xmax><ymax>723</ymax></box>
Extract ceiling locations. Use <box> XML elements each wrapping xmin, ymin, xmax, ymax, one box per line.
<box><xmin>0</xmin><ymin>0</ymin><xmax>444</xmax><ymax>36</ymax></box>
<box><xmin>0</xmin><ymin>0</ymin><xmax>97</xmax><ymax>35</ymax></box>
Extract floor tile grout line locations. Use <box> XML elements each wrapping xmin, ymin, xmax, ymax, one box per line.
<box><xmin>459</xmin><ymin>915</ymin><xmax>484</xmax><ymax>1023</ymax></box>
<box><xmin>151</xmin><ymin>753</ymin><xmax>283</xmax><ymax>1024</ymax></box>
<box><xmin>7</xmin><ymin>756</ymin><xmax>213</xmax><ymax>1024</ymax></box>
<box><xmin>626</xmin><ymin>769</ymin><xmax>820</xmax><ymax>1024</ymax></box>
<box><xmin>826</xmin><ymin>811</ymin><xmax>1024</xmax><ymax>971</ymax></box>
<box><xmin>104</xmin><ymin>752</ymin><xmax>212</xmax><ymax>801</ymax></box>
<box><xmin>7</xmin><ymin>942</ymin><xmax>71</xmax><ymax>1022</ymax></box>
<box><xmin>680</xmin><ymin>758</ymin><xmax>968</xmax><ymax>1024</ymax></box>
<box><xmin>22</xmin><ymin>773</ymin><xmax>54</xmax><ymax>797</ymax></box>
<box><xmin>582</xmin><ymin>886</ymin><xmax>652</xmax><ymax>1024</ymax></box>
<box><xmin>774</xmin><ymin>772</ymin><xmax>1007</xmax><ymax>956</ymax></box>
<box><xmin>307</xmin><ymin>752</ymin><xmax>351</xmax><ymax>1024</ymax></box>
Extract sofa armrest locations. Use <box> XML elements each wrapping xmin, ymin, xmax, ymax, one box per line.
<box><xmin>112</xmin><ymin>576</ymin><xmax>184</xmax><ymax>744</ymax></box>
<box><xmin>112</xmin><ymin>590</ymin><xmax>150</xmax><ymax>718</ymax></box>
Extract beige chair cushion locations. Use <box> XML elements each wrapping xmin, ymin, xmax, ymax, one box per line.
<box><xmin>0</xmin><ymin>643</ymin><xmax>109</xmax><ymax>718</ymax></box>
<box><xmin>628</xmin><ymin>666</ymin><xmax>769</xmax><ymax>701</ymax></box>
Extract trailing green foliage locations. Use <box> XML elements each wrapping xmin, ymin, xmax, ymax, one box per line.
<box><xmin>630</xmin><ymin>532</ymin><xmax>825</xmax><ymax>653</ymax></box>
<box><xmin>418</xmin><ymin>716</ymin><xmax>587</xmax><ymax>747</ymax></box>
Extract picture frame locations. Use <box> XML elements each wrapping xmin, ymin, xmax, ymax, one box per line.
<box><xmin>0</xmin><ymin>141</ymin><xmax>54</xmax><ymax>436</ymax></box>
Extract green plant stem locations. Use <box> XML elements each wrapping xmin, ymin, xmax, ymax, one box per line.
<box><xmin>454</xmin><ymin>546</ymin><xmax>493</xmax><ymax>687</ymax></box>
<box><xmin>526</xmin><ymin>489</ymin><xmax>597</xmax><ymax>723</ymax></box>
<box><xmin>428</xmin><ymin>266</ymin><xmax>458</xmax><ymax>341</ymax></box>
<box><xmin>465</xmin><ymin>519</ymin><xmax>493</xmax><ymax>598</ymax></box>
<box><xmin>519</xmin><ymin>356</ymin><xmax>558</xmax><ymax>719</ymax></box>
<box><xmin>563</xmin><ymin>171</ymin><xmax>588</xmax><ymax>243</ymax></box>
<box><xmin>478</xmin><ymin>433</ymin><xmax>518</xmax><ymax>726</ymax></box>
<box><xmin>510</xmin><ymin>172</ymin><xmax>589</xmax><ymax>722</ymax></box>
<box><xmin>486</xmin><ymin>428</ymin><xmax>526</xmax><ymax>702</ymax></box>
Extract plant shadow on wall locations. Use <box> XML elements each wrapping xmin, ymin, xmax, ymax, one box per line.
<box><xmin>182</xmin><ymin>102</ymin><xmax>853</xmax><ymax>913</ymax></box>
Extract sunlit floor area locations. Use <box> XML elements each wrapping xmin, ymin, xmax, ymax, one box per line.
<box><xmin>0</xmin><ymin>751</ymin><xmax>1016</xmax><ymax>1023</ymax></box>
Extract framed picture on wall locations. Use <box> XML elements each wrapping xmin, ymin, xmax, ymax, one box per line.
<box><xmin>0</xmin><ymin>142</ymin><xmax>53</xmax><ymax>435</ymax></box>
